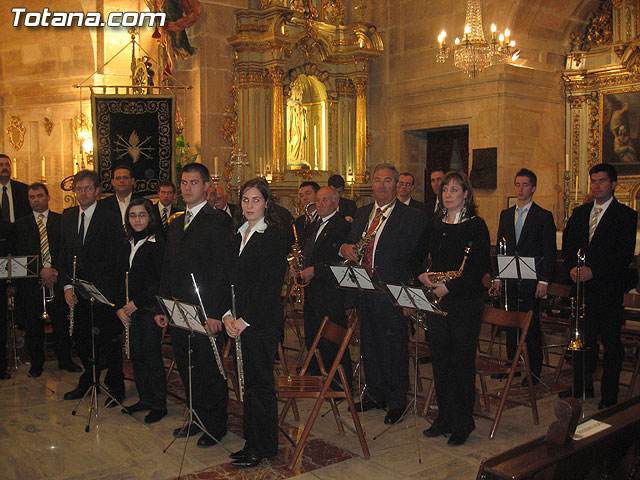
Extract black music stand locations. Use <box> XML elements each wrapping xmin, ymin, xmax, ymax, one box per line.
<box><xmin>69</xmin><ymin>278</ymin><xmax>127</xmax><ymax>432</ymax></box>
<box><xmin>157</xmin><ymin>295</ymin><xmax>230</xmax><ymax>479</ymax></box>
<box><xmin>0</xmin><ymin>255</ymin><xmax>38</xmax><ymax>379</ymax></box>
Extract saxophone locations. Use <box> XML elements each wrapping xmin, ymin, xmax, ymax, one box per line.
<box><xmin>231</xmin><ymin>284</ymin><xmax>245</xmax><ymax>402</ymax></box>
<box><xmin>68</xmin><ymin>255</ymin><xmax>77</xmax><ymax>336</ymax></box>
<box><xmin>287</xmin><ymin>224</ymin><xmax>306</xmax><ymax>306</ymax></box>
<box><xmin>124</xmin><ymin>271</ymin><xmax>131</xmax><ymax>359</ymax></box>
<box><xmin>425</xmin><ymin>242</ymin><xmax>472</xmax><ymax>283</ymax></box>
<box><xmin>343</xmin><ymin>202</ymin><xmax>395</xmax><ymax>267</ymax></box>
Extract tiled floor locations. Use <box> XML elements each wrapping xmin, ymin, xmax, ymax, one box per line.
<box><xmin>0</xmin><ymin>329</ymin><xmax>634</xmax><ymax>480</ymax></box>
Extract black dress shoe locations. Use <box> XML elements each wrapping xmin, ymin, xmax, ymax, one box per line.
<box><xmin>230</xmin><ymin>444</ymin><xmax>247</xmax><ymax>460</ymax></box>
<box><xmin>384</xmin><ymin>408</ymin><xmax>405</xmax><ymax>425</ymax></box>
<box><xmin>58</xmin><ymin>361</ymin><xmax>82</xmax><ymax>373</ymax></box>
<box><xmin>144</xmin><ymin>409</ymin><xmax>167</xmax><ymax>424</ymax></box>
<box><xmin>173</xmin><ymin>423</ymin><xmax>202</xmax><ymax>438</ymax></box>
<box><xmin>598</xmin><ymin>400</ymin><xmax>616</xmax><ymax>410</ymax></box>
<box><xmin>121</xmin><ymin>402</ymin><xmax>151</xmax><ymax>415</ymax></box>
<box><xmin>447</xmin><ymin>432</ymin><xmax>469</xmax><ymax>446</ymax></box>
<box><xmin>196</xmin><ymin>431</ymin><xmax>226</xmax><ymax>448</ymax></box>
<box><xmin>354</xmin><ymin>398</ymin><xmax>386</xmax><ymax>412</ymax></box>
<box><xmin>64</xmin><ymin>386</ymin><xmax>89</xmax><ymax>400</ymax></box>
<box><xmin>28</xmin><ymin>365</ymin><xmax>43</xmax><ymax>378</ymax></box>
<box><xmin>231</xmin><ymin>452</ymin><xmax>264</xmax><ymax>468</ymax></box>
<box><xmin>423</xmin><ymin>424</ymin><xmax>451</xmax><ymax>438</ymax></box>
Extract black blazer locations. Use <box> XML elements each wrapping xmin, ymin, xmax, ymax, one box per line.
<box><xmin>497</xmin><ymin>202</ymin><xmax>557</xmax><ymax>295</ymax></box>
<box><xmin>229</xmin><ymin>225</ymin><xmax>288</xmax><ymax>336</ymax></box>
<box><xmin>338</xmin><ymin>197</ymin><xmax>357</xmax><ymax>219</ymax></box>
<box><xmin>151</xmin><ymin>202</ymin><xmax>183</xmax><ymax>239</ymax></box>
<box><xmin>158</xmin><ymin>203</ymin><xmax>232</xmax><ymax>320</ymax></box>
<box><xmin>407</xmin><ymin>198</ymin><xmax>427</xmax><ymax>212</ymax></box>
<box><xmin>0</xmin><ymin>220</ymin><xmax>13</xmax><ymax>259</ymax></box>
<box><xmin>118</xmin><ymin>236</ymin><xmax>164</xmax><ymax>312</ymax></box>
<box><xmin>424</xmin><ymin>197</ymin><xmax>441</xmax><ymax>221</ymax></box>
<box><xmin>294</xmin><ymin>213</ymin><xmax>317</xmax><ymax>245</ymax></box>
<box><xmin>99</xmin><ymin>192</ymin><xmax>144</xmax><ymax>219</ymax></box>
<box><xmin>57</xmin><ymin>202</ymin><xmax>125</xmax><ymax>303</ymax></box>
<box><xmin>3</xmin><ymin>180</ymin><xmax>31</xmax><ymax>222</ymax></box>
<box><xmin>305</xmin><ymin>213</ymin><xmax>351</xmax><ymax>293</ymax></box>
<box><xmin>562</xmin><ymin>198</ymin><xmax>637</xmax><ymax>302</ymax></box>
<box><xmin>13</xmin><ymin>211</ymin><xmax>62</xmax><ymax>271</ymax></box>
<box><xmin>346</xmin><ymin>202</ymin><xmax>426</xmax><ymax>283</ymax></box>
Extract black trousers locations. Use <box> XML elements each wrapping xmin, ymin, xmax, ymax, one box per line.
<box><xmin>505</xmin><ymin>294</ymin><xmax>542</xmax><ymax>378</ymax></box>
<box><xmin>242</xmin><ymin>332</ymin><xmax>278</xmax><ymax>457</ymax></box>
<box><xmin>303</xmin><ymin>287</ymin><xmax>352</xmax><ymax>386</ymax></box>
<box><xmin>0</xmin><ymin>284</ymin><xmax>8</xmax><ymax>373</ymax></box>
<box><xmin>170</xmin><ymin>326</ymin><xmax>228</xmax><ymax>437</ymax></box>
<box><xmin>357</xmin><ymin>291</ymin><xmax>408</xmax><ymax>410</ymax></box>
<box><xmin>130</xmin><ymin>310</ymin><xmax>166</xmax><ymax>410</ymax></box>
<box><xmin>572</xmin><ymin>299</ymin><xmax>624</xmax><ymax>404</ymax></box>
<box><xmin>427</xmin><ymin>297</ymin><xmax>483</xmax><ymax>437</ymax></box>
<box><xmin>74</xmin><ymin>299</ymin><xmax>124</xmax><ymax>397</ymax></box>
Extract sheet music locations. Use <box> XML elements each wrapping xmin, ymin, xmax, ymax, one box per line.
<box><xmin>387</xmin><ymin>284</ymin><xmax>434</xmax><ymax>312</ymax></box>
<box><xmin>330</xmin><ymin>265</ymin><xmax>376</xmax><ymax>290</ymax></box>
<box><xmin>518</xmin><ymin>256</ymin><xmax>538</xmax><ymax>280</ymax></box>
<box><xmin>76</xmin><ymin>280</ymin><xmax>113</xmax><ymax>306</ymax></box>
<box><xmin>181</xmin><ymin>304</ymin><xmax>209</xmax><ymax>334</ymax></box>
<box><xmin>0</xmin><ymin>256</ymin><xmax>36</xmax><ymax>279</ymax></box>
<box><xmin>497</xmin><ymin>256</ymin><xmax>519</xmax><ymax>279</ymax></box>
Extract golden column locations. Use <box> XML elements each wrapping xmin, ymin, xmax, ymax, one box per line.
<box><xmin>353</xmin><ymin>77</ymin><xmax>369</xmax><ymax>183</ymax></box>
<box><xmin>269</xmin><ymin>66</ymin><xmax>286</xmax><ymax>182</ymax></box>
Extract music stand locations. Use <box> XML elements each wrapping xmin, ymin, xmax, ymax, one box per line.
<box><xmin>69</xmin><ymin>278</ymin><xmax>127</xmax><ymax>432</ymax></box>
<box><xmin>157</xmin><ymin>295</ymin><xmax>230</xmax><ymax>478</ymax></box>
<box><xmin>0</xmin><ymin>255</ymin><xmax>38</xmax><ymax>378</ymax></box>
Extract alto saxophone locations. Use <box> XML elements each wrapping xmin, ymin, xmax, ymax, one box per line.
<box><xmin>231</xmin><ymin>284</ymin><xmax>245</xmax><ymax>402</ymax></box>
<box><xmin>343</xmin><ymin>202</ymin><xmax>394</xmax><ymax>266</ymax></box>
<box><xmin>287</xmin><ymin>224</ymin><xmax>307</xmax><ymax>306</ymax></box>
<box><xmin>425</xmin><ymin>242</ymin><xmax>472</xmax><ymax>283</ymax></box>
<box><xmin>124</xmin><ymin>271</ymin><xmax>131</xmax><ymax>359</ymax></box>
<box><xmin>68</xmin><ymin>255</ymin><xmax>77</xmax><ymax>336</ymax></box>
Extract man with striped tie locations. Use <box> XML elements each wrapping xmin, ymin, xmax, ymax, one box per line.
<box><xmin>155</xmin><ymin>180</ymin><xmax>180</xmax><ymax>238</ymax></box>
<box><xmin>13</xmin><ymin>183</ymin><xmax>80</xmax><ymax>377</ymax></box>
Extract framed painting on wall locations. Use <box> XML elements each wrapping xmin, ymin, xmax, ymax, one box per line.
<box><xmin>601</xmin><ymin>89</ymin><xmax>640</xmax><ymax>177</ymax></box>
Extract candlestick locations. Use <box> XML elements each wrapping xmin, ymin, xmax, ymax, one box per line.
<box><xmin>41</xmin><ymin>155</ymin><xmax>46</xmax><ymax>180</ymax></box>
<box><xmin>574</xmin><ymin>175</ymin><xmax>579</xmax><ymax>202</ymax></box>
<box><xmin>214</xmin><ymin>156</ymin><xmax>220</xmax><ymax>176</ymax></box>
<box><xmin>565</xmin><ymin>153</ymin><xmax>569</xmax><ymax>170</ymax></box>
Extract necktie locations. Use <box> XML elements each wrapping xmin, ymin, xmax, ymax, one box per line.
<box><xmin>302</xmin><ymin>219</ymin><xmax>322</xmax><ymax>267</ymax></box>
<box><xmin>184</xmin><ymin>210</ymin><xmax>193</xmax><ymax>230</ymax></box>
<box><xmin>37</xmin><ymin>214</ymin><xmax>51</xmax><ymax>266</ymax></box>
<box><xmin>78</xmin><ymin>212</ymin><xmax>85</xmax><ymax>245</ymax></box>
<box><xmin>515</xmin><ymin>207</ymin><xmax>528</xmax><ymax>244</ymax></box>
<box><xmin>361</xmin><ymin>208</ymin><xmax>385</xmax><ymax>273</ymax></box>
<box><xmin>161</xmin><ymin>207</ymin><xmax>168</xmax><ymax>228</ymax></box>
<box><xmin>1</xmin><ymin>186</ymin><xmax>9</xmax><ymax>221</ymax></box>
<box><xmin>589</xmin><ymin>206</ymin><xmax>602</xmax><ymax>242</ymax></box>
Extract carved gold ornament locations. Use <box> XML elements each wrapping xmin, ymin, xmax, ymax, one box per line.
<box><xmin>44</xmin><ymin>117</ymin><xmax>54</xmax><ymax>136</ymax></box>
<box><xmin>6</xmin><ymin>116</ymin><xmax>25</xmax><ymax>151</ymax></box>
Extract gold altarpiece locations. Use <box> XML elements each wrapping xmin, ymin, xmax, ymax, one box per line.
<box><xmin>563</xmin><ymin>0</ymin><xmax>640</xmax><ymax>225</ymax></box>
<box><xmin>226</xmin><ymin>0</ymin><xmax>383</xmax><ymax>211</ymax></box>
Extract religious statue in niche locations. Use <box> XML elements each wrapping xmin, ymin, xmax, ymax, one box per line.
<box><xmin>287</xmin><ymin>84</ymin><xmax>309</xmax><ymax>169</ymax></box>
<box><xmin>602</xmin><ymin>91</ymin><xmax>640</xmax><ymax>175</ymax></box>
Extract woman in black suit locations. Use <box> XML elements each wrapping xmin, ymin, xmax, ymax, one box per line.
<box><xmin>223</xmin><ymin>178</ymin><xmax>288</xmax><ymax>468</ymax></box>
<box><xmin>419</xmin><ymin>172</ymin><xmax>490</xmax><ymax>446</ymax></box>
<box><xmin>116</xmin><ymin>198</ymin><xmax>167</xmax><ymax>424</ymax></box>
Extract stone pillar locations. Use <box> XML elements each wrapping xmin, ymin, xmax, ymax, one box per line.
<box><xmin>270</xmin><ymin>66</ymin><xmax>286</xmax><ymax>182</ymax></box>
<box><xmin>353</xmin><ymin>77</ymin><xmax>368</xmax><ymax>183</ymax></box>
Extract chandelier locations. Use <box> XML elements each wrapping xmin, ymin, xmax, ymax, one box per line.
<box><xmin>436</xmin><ymin>0</ymin><xmax>518</xmax><ymax>78</ymax></box>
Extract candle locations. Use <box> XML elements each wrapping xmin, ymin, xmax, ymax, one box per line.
<box><xmin>490</xmin><ymin>24</ymin><xmax>496</xmax><ymax>41</ymax></box>
<box><xmin>41</xmin><ymin>155</ymin><xmax>46</xmax><ymax>179</ymax></box>
<box><xmin>12</xmin><ymin>158</ymin><xmax>17</xmax><ymax>179</ymax></box>
<box><xmin>314</xmin><ymin>125</ymin><xmax>318</xmax><ymax>169</ymax></box>
<box><xmin>565</xmin><ymin>153</ymin><xmax>569</xmax><ymax>170</ymax></box>
<box><xmin>259</xmin><ymin>156</ymin><xmax>264</xmax><ymax>175</ymax></box>
<box><xmin>214</xmin><ymin>156</ymin><xmax>220</xmax><ymax>175</ymax></box>
<box><xmin>575</xmin><ymin>175</ymin><xmax>579</xmax><ymax>202</ymax></box>
<box><xmin>73</xmin><ymin>154</ymin><xmax>78</xmax><ymax>174</ymax></box>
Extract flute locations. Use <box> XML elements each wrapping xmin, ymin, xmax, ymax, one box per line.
<box><xmin>190</xmin><ymin>273</ymin><xmax>226</xmax><ymax>379</ymax></box>
<box><xmin>231</xmin><ymin>284</ymin><xmax>245</xmax><ymax>402</ymax></box>
<box><xmin>125</xmin><ymin>271</ymin><xmax>131</xmax><ymax>359</ymax></box>
<box><xmin>68</xmin><ymin>255</ymin><xmax>77</xmax><ymax>336</ymax></box>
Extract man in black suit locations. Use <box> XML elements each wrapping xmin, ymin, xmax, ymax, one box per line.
<box><xmin>99</xmin><ymin>165</ymin><xmax>140</xmax><ymax>224</ymax></box>
<box><xmin>561</xmin><ymin>163</ymin><xmax>637</xmax><ymax>408</ymax></box>
<box><xmin>13</xmin><ymin>183</ymin><xmax>81</xmax><ymax>378</ymax></box>
<box><xmin>154</xmin><ymin>180</ymin><xmax>180</xmax><ymax>238</ymax></box>
<box><xmin>296</xmin><ymin>186</ymin><xmax>352</xmax><ymax>383</ymax></box>
<box><xmin>341</xmin><ymin>164</ymin><xmax>426</xmax><ymax>425</ymax></box>
<box><xmin>495</xmin><ymin>169</ymin><xmax>557</xmax><ymax>385</ymax></box>
<box><xmin>397</xmin><ymin>172</ymin><xmax>427</xmax><ymax>212</ymax></box>
<box><xmin>294</xmin><ymin>181</ymin><xmax>320</xmax><ymax>243</ymax></box>
<box><xmin>0</xmin><ymin>154</ymin><xmax>30</xmax><ymax>222</ymax></box>
<box><xmin>425</xmin><ymin>168</ymin><xmax>446</xmax><ymax>220</ymax></box>
<box><xmin>58</xmin><ymin>170</ymin><xmax>126</xmax><ymax>404</ymax></box>
<box><xmin>328</xmin><ymin>174</ymin><xmax>357</xmax><ymax>221</ymax></box>
<box><xmin>0</xmin><ymin>219</ymin><xmax>13</xmax><ymax>379</ymax></box>
<box><xmin>154</xmin><ymin>162</ymin><xmax>232</xmax><ymax>448</ymax></box>
<box><xmin>213</xmin><ymin>185</ymin><xmax>237</xmax><ymax>218</ymax></box>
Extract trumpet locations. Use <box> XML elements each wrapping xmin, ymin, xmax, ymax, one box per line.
<box><xmin>41</xmin><ymin>285</ymin><xmax>54</xmax><ymax>321</ymax></box>
<box><xmin>68</xmin><ymin>255</ymin><xmax>77</xmax><ymax>336</ymax></box>
<box><xmin>231</xmin><ymin>284</ymin><xmax>245</xmax><ymax>402</ymax></box>
<box><xmin>124</xmin><ymin>271</ymin><xmax>131</xmax><ymax>359</ymax></box>
<box><xmin>568</xmin><ymin>249</ymin><xmax>586</xmax><ymax>351</ymax></box>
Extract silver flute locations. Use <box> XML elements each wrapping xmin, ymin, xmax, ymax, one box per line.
<box><xmin>231</xmin><ymin>284</ymin><xmax>245</xmax><ymax>402</ymax></box>
<box><xmin>68</xmin><ymin>255</ymin><xmax>77</xmax><ymax>336</ymax></box>
<box><xmin>190</xmin><ymin>273</ymin><xmax>226</xmax><ymax>379</ymax></box>
<box><xmin>124</xmin><ymin>271</ymin><xmax>131</xmax><ymax>359</ymax></box>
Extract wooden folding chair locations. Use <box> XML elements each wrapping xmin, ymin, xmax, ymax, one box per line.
<box><xmin>476</xmin><ymin>307</ymin><xmax>538</xmax><ymax>439</ymax></box>
<box><xmin>620</xmin><ymin>293</ymin><xmax>640</xmax><ymax>401</ymax></box>
<box><xmin>275</xmin><ymin>314</ymin><xmax>369</xmax><ymax>470</ymax></box>
<box><xmin>537</xmin><ymin>283</ymin><xmax>573</xmax><ymax>382</ymax></box>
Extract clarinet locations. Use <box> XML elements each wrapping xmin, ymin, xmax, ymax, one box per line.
<box><xmin>231</xmin><ymin>284</ymin><xmax>245</xmax><ymax>402</ymax></box>
<box><xmin>190</xmin><ymin>273</ymin><xmax>226</xmax><ymax>379</ymax></box>
<box><xmin>124</xmin><ymin>271</ymin><xmax>131</xmax><ymax>359</ymax></box>
<box><xmin>68</xmin><ymin>255</ymin><xmax>77</xmax><ymax>336</ymax></box>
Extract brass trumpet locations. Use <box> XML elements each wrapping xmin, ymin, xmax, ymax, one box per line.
<box><xmin>568</xmin><ymin>249</ymin><xmax>586</xmax><ymax>351</ymax></box>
